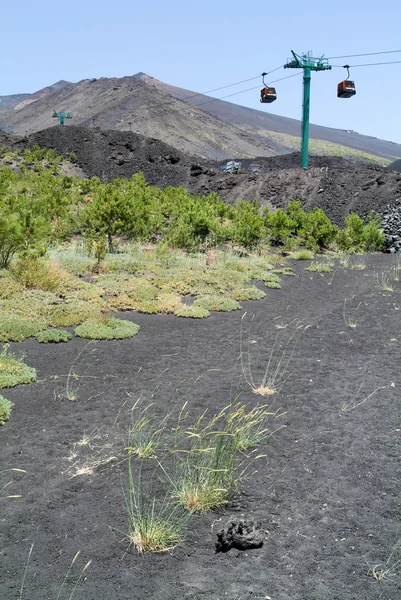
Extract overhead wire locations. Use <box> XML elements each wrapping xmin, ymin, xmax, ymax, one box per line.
<box><xmin>148</xmin><ymin>65</ymin><xmax>285</xmax><ymax>111</ymax></box>
<box><xmin>332</xmin><ymin>59</ymin><xmax>401</xmax><ymax>68</ymax></box>
<box><xmin>189</xmin><ymin>72</ymin><xmax>301</xmax><ymax>108</ymax></box>
<box><xmin>327</xmin><ymin>49</ymin><xmax>401</xmax><ymax>59</ymax></box>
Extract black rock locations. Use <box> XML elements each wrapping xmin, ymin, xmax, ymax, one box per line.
<box><xmin>215</xmin><ymin>519</ymin><xmax>264</xmax><ymax>553</ymax></box>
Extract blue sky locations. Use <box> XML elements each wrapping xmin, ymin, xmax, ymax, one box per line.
<box><xmin>2</xmin><ymin>0</ymin><xmax>400</xmax><ymax>143</ymax></box>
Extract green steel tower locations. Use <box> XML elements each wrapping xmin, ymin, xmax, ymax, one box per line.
<box><xmin>52</xmin><ymin>111</ymin><xmax>72</xmax><ymax>125</ymax></box>
<box><xmin>284</xmin><ymin>51</ymin><xmax>331</xmax><ymax>168</ymax></box>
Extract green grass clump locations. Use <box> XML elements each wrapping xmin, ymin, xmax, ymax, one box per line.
<box><xmin>272</xmin><ymin>267</ymin><xmax>295</xmax><ymax>276</ymax></box>
<box><xmin>173</xmin><ymin>305</ymin><xmax>210</xmax><ymax>319</ymax></box>
<box><xmin>293</xmin><ymin>249</ymin><xmax>315</xmax><ymax>260</ymax></box>
<box><xmin>174</xmin><ymin>431</ymin><xmax>238</xmax><ymax>512</ymax></box>
<box><xmin>0</xmin><ymin>395</ymin><xmax>14</xmax><ymax>424</ymax></box>
<box><xmin>36</xmin><ymin>329</ymin><xmax>72</xmax><ymax>343</ymax></box>
<box><xmin>230</xmin><ymin>286</ymin><xmax>266</xmax><ymax>301</ymax></box>
<box><xmin>305</xmin><ymin>261</ymin><xmax>333</xmax><ymax>273</ymax></box>
<box><xmin>0</xmin><ymin>345</ymin><xmax>37</xmax><ymax>389</ymax></box>
<box><xmin>75</xmin><ymin>317</ymin><xmax>140</xmax><ymax>340</ymax></box>
<box><xmin>0</xmin><ymin>313</ymin><xmax>47</xmax><ymax>342</ymax></box>
<box><xmin>265</xmin><ymin>281</ymin><xmax>281</xmax><ymax>289</ymax></box>
<box><xmin>193</xmin><ymin>295</ymin><xmax>241</xmax><ymax>312</ymax></box>
<box><xmin>49</xmin><ymin>302</ymin><xmax>102</xmax><ymax>327</ymax></box>
<box><xmin>125</xmin><ymin>458</ymin><xmax>188</xmax><ymax>553</ymax></box>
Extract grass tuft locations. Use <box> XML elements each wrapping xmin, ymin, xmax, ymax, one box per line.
<box><xmin>0</xmin><ymin>345</ymin><xmax>37</xmax><ymax>389</ymax></box>
<box><xmin>124</xmin><ymin>458</ymin><xmax>188</xmax><ymax>553</ymax></box>
<box><xmin>293</xmin><ymin>249</ymin><xmax>315</xmax><ymax>260</ymax></box>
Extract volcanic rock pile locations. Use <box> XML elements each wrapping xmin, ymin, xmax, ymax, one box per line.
<box><xmin>381</xmin><ymin>200</ymin><xmax>401</xmax><ymax>252</ymax></box>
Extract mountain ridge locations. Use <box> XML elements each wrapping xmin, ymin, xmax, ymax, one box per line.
<box><xmin>1</xmin><ymin>73</ymin><xmax>401</xmax><ymax>163</ymax></box>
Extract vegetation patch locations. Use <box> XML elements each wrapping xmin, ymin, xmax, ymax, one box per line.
<box><xmin>293</xmin><ymin>249</ymin><xmax>315</xmax><ymax>260</ymax></box>
<box><xmin>75</xmin><ymin>317</ymin><xmax>140</xmax><ymax>340</ymax></box>
<box><xmin>0</xmin><ymin>345</ymin><xmax>37</xmax><ymax>389</ymax></box>
<box><xmin>36</xmin><ymin>329</ymin><xmax>72</xmax><ymax>343</ymax></box>
<box><xmin>193</xmin><ymin>295</ymin><xmax>241</xmax><ymax>312</ymax></box>
<box><xmin>0</xmin><ymin>395</ymin><xmax>14</xmax><ymax>424</ymax></box>
<box><xmin>173</xmin><ymin>305</ymin><xmax>210</xmax><ymax>319</ymax></box>
<box><xmin>265</xmin><ymin>281</ymin><xmax>281</xmax><ymax>289</ymax></box>
<box><xmin>0</xmin><ymin>313</ymin><xmax>47</xmax><ymax>342</ymax></box>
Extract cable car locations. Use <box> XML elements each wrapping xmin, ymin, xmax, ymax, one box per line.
<box><xmin>260</xmin><ymin>86</ymin><xmax>277</xmax><ymax>103</ymax></box>
<box><xmin>337</xmin><ymin>65</ymin><xmax>356</xmax><ymax>98</ymax></box>
<box><xmin>337</xmin><ymin>80</ymin><xmax>356</xmax><ymax>98</ymax></box>
<box><xmin>260</xmin><ymin>72</ymin><xmax>277</xmax><ymax>103</ymax></box>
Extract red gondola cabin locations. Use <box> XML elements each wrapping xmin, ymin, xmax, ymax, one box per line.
<box><xmin>337</xmin><ymin>80</ymin><xmax>356</xmax><ymax>98</ymax></box>
<box><xmin>260</xmin><ymin>86</ymin><xmax>277</xmax><ymax>103</ymax></box>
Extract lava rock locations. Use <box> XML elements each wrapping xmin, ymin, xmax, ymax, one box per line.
<box><xmin>215</xmin><ymin>519</ymin><xmax>264</xmax><ymax>553</ymax></box>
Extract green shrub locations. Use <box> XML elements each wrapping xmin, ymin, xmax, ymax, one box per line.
<box><xmin>232</xmin><ymin>200</ymin><xmax>264</xmax><ymax>248</ymax></box>
<box><xmin>265</xmin><ymin>281</ymin><xmax>281</xmax><ymax>289</ymax></box>
<box><xmin>265</xmin><ymin>209</ymin><xmax>294</xmax><ymax>245</ymax></box>
<box><xmin>75</xmin><ymin>317</ymin><xmax>140</xmax><ymax>340</ymax></box>
<box><xmin>300</xmin><ymin>208</ymin><xmax>338</xmax><ymax>251</ymax></box>
<box><xmin>337</xmin><ymin>213</ymin><xmax>384</xmax><ymax>253</ymax></box>
<box><xmin>0</xmin><ymin>212</ymin><xmax>24</xmax><ymax>268</ymax></box>
<box><xmin>193</xmin><ymin>295</ymin><xmax>241</xmax><ymax>312</ymax></box>
<box><xmin>0</xmin><ymin>345</ymin><xmax>37</xmax><ymax>388</ymax></box>
<box><xmin>36</xmin><ymin>329</ymin><xmax>72</xmax><ymax>343</ymax></box>
<box><xmin>0</xmin><ymin>313</ymin><xmax>46</xmax><ymax>342</ymax></box>
<box><xmin>173</xmin><ymin>305</ymin><xmax>210</xmax><ymax>319</ymax></box>
<box><xmin>286</xmin><ymin>200</ymin><xmax>307</xmax><ymax>234</ymax></box>
<box><xmin>0</xmin><ymin>395</ymin><xmax>14</xmax><ymax>424</ymax></box>
<box><xmin>229</xmin><ymin>286</ymin><xmax>265</xmax><ymax>301</ymax></box>
<box><xmin>11</xmin><ymin>257</ymin><xmax>65</xmax><ymax>291</ymax></box>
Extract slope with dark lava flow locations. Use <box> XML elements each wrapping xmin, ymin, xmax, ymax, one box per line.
<box><xmin>136</xmin><ymin>73</ymin><xmax>401</xmax><ymax>163</ymax></box>
<box><xmin>0</xmin><ymin>77</ymin><xmax>276</xmax><ymax>161</ymax></box>
<box><xmin>3</xmin><ymin>73</ymin><xmax>401</xmax><ymax>163</ymax></box>
<box><xmin>23</xmin><ymin>126</ymin><xmax>401</xmax><ymax>227</ymax></box>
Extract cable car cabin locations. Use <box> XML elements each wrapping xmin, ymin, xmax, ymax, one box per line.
<box><xmin>260</xmin><ymin>86</ymin><xmax>277</xmax><ymax>103</ymax></box>
<box><xmin>337</xmin><ymin>80</ymin><xmax>356</xmax><ymax>98</ymax></box>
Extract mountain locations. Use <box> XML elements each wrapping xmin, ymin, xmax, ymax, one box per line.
<box><xmin>0</xmin><ymin>80</ymin><xmax>72</xmax><ymax>120</ymax></box>
<box><xmin>1</xmin><ymin>74</ymin><xmax>401</xmax><ymax>163</ymax></box>
<box><xmin>0</xmin><ymin>77</ymin><xmax>276</xmax><ymax>160</ymax></box>
<box><xmin>137</xmin><ymin>74</ymin><xmax>401</xmax><ymax>163</ymax></box>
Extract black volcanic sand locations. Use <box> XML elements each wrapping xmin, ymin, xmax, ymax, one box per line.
<box><xmin>1</xmin><ymin>253</ymin><xmax>400</xmax><ymax>600</ymax></box>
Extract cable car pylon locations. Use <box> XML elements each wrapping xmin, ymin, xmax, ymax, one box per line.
<box><xmin>284</xmin><ymin>51</ymin><xmax>332</xmax><ymax>168</ymax></box>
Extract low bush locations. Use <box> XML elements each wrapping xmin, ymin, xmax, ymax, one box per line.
<box><xmin>0</xmin><ymin>345</ymin><xmax>37</xmax><ymax>389</ymax></box>
<box><xmin>0</xmin><ymin>395</ymin><xmax>14</xmax><ymax>424</ymax></box>
<box><xmin>75</xmin><ymin>317</ymin><xmax>140</xmax><ymax>340</ymax></box>
<box><xmin>193</xmin><ymin>295</ymin><xmax>241</xmax><ymax>312</ymax></box>
<box><xmin>229</xmin><ymin>286</ymin><xmax>265</xmax><ymax>301</ymax></box>
<box><xmin>173</xmin><ymin>305</ymin><xmax>210</xmax><ymax>319</ymax></box>
<box><xmin>11</xmin><ymin>257</ymin><xmax>66</xmax><ymax>291</ymax></box>
<box><xmin>36</xmin><ymin>329</ymin><xmax>72</xmax><ymax>343</ymax></box>
<box><xmin>0</xmin><ymin>313</ymin><xmax>46</xmax><ymax>342</ymax></box>
<box><xmin>265</xmin><ymin>281</ymin><xmax>281</xmax><ymax>289</ymax></box>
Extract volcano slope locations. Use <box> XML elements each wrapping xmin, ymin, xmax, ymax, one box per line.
<box><xmin>1</xmin><ymin>253</ymin><xmax>400</xmax><ymax>600</ymax></box>
<box><xmin>24</xmin><ymin>125</ymin><xmax>401</xmax><ymax>226</ymax></box>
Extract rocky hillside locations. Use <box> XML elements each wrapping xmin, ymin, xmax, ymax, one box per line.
<box><xmin>0</xmin><ymin>77</ymin><xmax>276</xmax><ymax>161</ymax></box>
<box><xmin>2</xmin><ymin>74</ymin><xmax>401</xmax><ymax>163</ymax></box>
<box><xmin>17</xmin><ymin>126</ymin><xmax>400</xmax><ymax>228</ymax></box>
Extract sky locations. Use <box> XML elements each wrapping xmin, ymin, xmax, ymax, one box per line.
<box><xmin>2</xmin><ymin>0</ymin><xmax>401</xmax><ymax>144</ymax></box>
